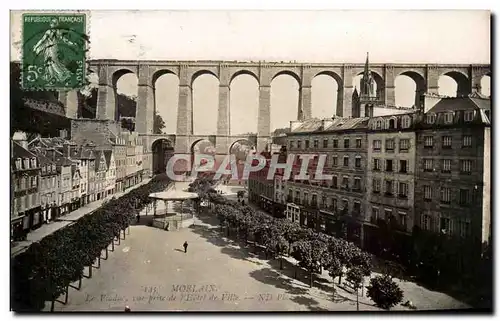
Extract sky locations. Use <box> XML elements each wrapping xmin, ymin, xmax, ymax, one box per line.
<box><xmin>10</xmin><ymin>10</ymin><xmax>491</xmax><ymax>135</ymax></box>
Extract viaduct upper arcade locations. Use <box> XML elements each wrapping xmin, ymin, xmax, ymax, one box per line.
<box><xmin>60</xmin><ymin>59</ymin><xmax>490</xmax><ymax>164</ymax></box>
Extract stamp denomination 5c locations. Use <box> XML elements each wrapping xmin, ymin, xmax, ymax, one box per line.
<box><xmin>21</xmin><ymin>13</ymin><xmax>88</xmax><ymax>91</ymax></box>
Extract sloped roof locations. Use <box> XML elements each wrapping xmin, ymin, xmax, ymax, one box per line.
<box><xmin>324</xmin><ymin>117</ymin><xmax>369</xmax><ymax>132</ymax></box>
<box><xmin>291</xmin><ymin>119</ymin><xmax>323</xmax><ymax>133</ymax></box>
<box><xmin>13</xmin><ymin>142</ymin><xmax>36</xmax><ymax>159</ymax></box>
<box><xmin>428</xmin><ymin>97</ymin><xmax>490</xmax><ymax>113</ymax></box>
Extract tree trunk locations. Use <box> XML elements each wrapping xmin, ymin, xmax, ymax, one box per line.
<box><xmin>123</xmin><ymin>229</ymin><xmax>126</xmax><ymax>240</ymax></box>
<box><xmin>294</xmin><ymin>265</ymin><xmax>297</xmax><ymax>279</ymax></box>
<box><xmin>97</xmin><ymin>256</ymin><xmax>101</xmax><ymax>268</ymax></box>
<box><xmin>50</xmin><ymin>298</ymin><xmax>55</xmax><ymax>312</ymax></box>
<box><xmin>117</xmin><ymin>235</ymin><xmax>121</xmax><ymax>245</ymax></box>
<box><xmin>338</xmin><ymin>274</ymin><xmax>342</xmax><ymax>285</ymax></box>
<box><xmin>280</xmin><ymin>257</ymin><xmax>283</xmax><ymax>270</ymax></box>
<box><xmin>111</xmin><ymin>240</ymin><xmax>115</xmax><ymax>251</ymax></box>
<box><xmin>127</xmin><ymin>226</ymin><xmax>130</xmax><ymax>235</ymax></box>
<box><xmin>88</xmin><ymin>265</ymin><xmax>93</xmax><ymax>278</ymax></box>
<box><xmin>64</xmin><ymin>287</ymin><xmax>69</xmax><ymax>304</ymax></box>
<box><xmin>356</xmin><ymin>289</ymin><xmax>359</xmax><ymax>311</ymax></box>
<box><xmin>309</xmin><ymin>270</ymin><xmax>313</xmax><ymax>288</ymax></box>
<box><xmin>105</xmin><ymin>247</ymin><xmax>108</xmax><ymax>259</ymax></box>
<box><xmin>78</xmin><ymin>276</ymin><xmax>82</xmax><ymax>290</ymax></box>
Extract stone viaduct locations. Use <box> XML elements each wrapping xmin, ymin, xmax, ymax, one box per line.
<box><xmin>59</xmin><ymin>59</ymin><xmax>490</xmax><ymax>163</ymax></box>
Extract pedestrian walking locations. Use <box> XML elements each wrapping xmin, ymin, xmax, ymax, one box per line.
<box><xmin>183</xmin><ymin>241</ymin><xmax>188</xmax><ymax>253</ymax></box>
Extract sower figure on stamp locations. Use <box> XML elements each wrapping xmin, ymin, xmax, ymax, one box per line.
<box><xmin>183</xmin><ymin>241</ymin><xmax>188</xmax><ymax>253</ymax></box>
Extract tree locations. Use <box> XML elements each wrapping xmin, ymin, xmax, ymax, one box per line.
<box><xmin>346</xmin><ymin>266</ymin><xmax>364</xmax><ymax>310</ymax></box>
<box><xmin>154</xmin><ymin>113</ymin><xmax>166</xmax><ymax>134</ymax></box>
<box><xmin>366</xmin><ymin>275</ymin><xmax>404</xmax><ymax>310</ymax></box>
<box><xmin>291</xmin><ymin>238</ymin><xmax>325</xmax><ymax>288</ymax></box>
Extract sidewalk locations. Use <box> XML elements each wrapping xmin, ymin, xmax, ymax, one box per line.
<box><xmin>11</xmin><ymin>178</ymin><xmax>153</xmax><ymax>258</ymax></box>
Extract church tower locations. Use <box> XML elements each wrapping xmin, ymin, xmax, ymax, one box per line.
<box><xmin>353</xmin><ymin>52</ymin><xmax>379</xmax><ymax>118</ymax></box>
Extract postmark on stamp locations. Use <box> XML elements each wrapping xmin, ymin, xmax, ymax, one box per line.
<box><xmin>21</xmin><ymin>13</ymin><xmax>88</xmax><ymax>91</ymax></box>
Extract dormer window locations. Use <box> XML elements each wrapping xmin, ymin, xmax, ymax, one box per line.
<box><xmin>401</xmin><ymin>116</ymin><xmax>411</xmax><ymax>129</ymax></box>
<box><xmin>15</xmin><ymin>158</ymin><xmax>21</xmax><ymax>169</ymax></box>
<box><xmin>31</xmin><ymin>158</ymin><xmax>36</xmax><ymax>168</ymax></box>
<box><xmin>52</xmin><ymin>164</ymin><xmax>56</xmax><ymax>172</ymax></box>
<box><xmin>444</xmin><ymin>112</ymin><xmax>454</xmax><ymax>124</ymax></box>
<box><xmin>464</xmin><ymin>111</ymin><xmax>474</xmax><ymax>122</ymax></box>
<box><xmin>426</xmin><ymin>113</ymin><xmax>437</xmax><ymax>124</ymax></box>
<box><xmin>376</xmin><ymin>120</ymin><xmax>382</xmax><ymax>129</ymax></box>
<box><xmin>387</xmin><ymin>119</ymin><xmax>396</xmax><ymax>130</ymax></box>
<box><xmin>23</xmin><ymin>158</ymin><xmax>29</xmax><ymax>169</ymax></box>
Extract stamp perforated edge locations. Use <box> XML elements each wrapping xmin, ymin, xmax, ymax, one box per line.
<box><xmin>17</xmin><ymin>9</ymin><xmax>91</xmax><ymax>92</ymax></box>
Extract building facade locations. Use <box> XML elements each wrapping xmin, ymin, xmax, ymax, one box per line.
<box><xmin>414</xmin><ymin>96</ymin><xmax>491</xmax><ymax>251</ymax></box>
<box><xmin>11</xmin><ymin>139</ymin><xmax>41</xmax><ymax>240</ymax></box>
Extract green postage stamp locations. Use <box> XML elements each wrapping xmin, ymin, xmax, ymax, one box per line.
<box><xmin>21</xmin><ymin>13</ymin><xmax>88</xmax><ymax>91</ymax></box>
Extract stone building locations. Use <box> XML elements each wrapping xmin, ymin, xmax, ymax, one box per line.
<box><xmin>32</xmin><ymin>151</ymin><xmax>58</xmax><ymax>224</ymax></box>
<box><xmin>285</xmin><ymin>117</ymin><xmax>369</xmax><ymax>245</ymax></box>
<box><xmin>11</xmin><ymin>136</ymin><xmax>41</xmax><ymax>240</ymax></box>
<box><xmin>414</xmin><ymin>95</ymin><xmax>491</xmax><ymax>251</ymax></box>
<box><xmin>103</xmin><ymin>150</ymin><xmax>116</xmax><ymax>196</ymax></box>
<box><xmin>94</xmin><ymin>150</ymin><xmax>108</xmax><ymax>200</ymax></box>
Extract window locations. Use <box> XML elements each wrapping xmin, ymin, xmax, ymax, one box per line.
<box><xmin>386</xmin><ymin>159</ymin><xmax>393</xmax><ymax>172</ymax></box>
<box><xmin>31</xmin><ymin>158</ymin><xmax>36</xmax><ymax>168</ymax></box>
<box><xmin>31</xmin><ymin>176</ymin><xmax>37</xmax><ymax>188</ymax></box>
<box><xmin>20</xmin><ymin>177</ymin><xmax>26</xmax><ymax>190</ymax></box>
<box><xmin>464</xmin><ymin>111</ymin><xmax>474</xmax><ymax>122</ymax></box>
<box><xmin>442</xmin><ymin>136</ymin><xmax>452</xmax><ymax>148</ymax></box>
<box><xmin>355</xmin><ymin>156</ymin><xmax>361</xmax><ymax>168</ymax></box>
<box><xmin>321</xmin><ymin>196</ymin><xmax>327</xmax><ymax>208</ymax></box>
<box><xmin>354</xmin><ymin>177</ymin><xmax>361</xmax><ymax>191</ymax></box>
<box><xmin>462</xmin><ymin>135</ymin><xmax>472</xmax><ymax>147</ymax></box>
<box><xmin>385</xmin><ymin>139</ymin><xmax>395</xmax><ymax>151</ymax></box>
<box><xmin>399</xmin><ymin>160</ymin><xmax>408</xmax><ymax>173</ymax></box>
<box><xmin>305</xmin><ymin>140</ymin><xmax>310</xmax><ymax>149</ymax></box>
<box><xmin>373</xmin><ymin>158</ymin><xmax>381</xmax><ymax>171</ymax></box>
<box><xmin>398</xmin><ymin>212</ymin><xmax>407</xmax><ymax>228</ymax></box>
<box><xmin>458</xmin><ymin>220</ymin><xmax>471</xmax><ymax>238</ymax></box>
<box><xmin>398</xmin><ymin>182</ymin><xmax>408</xmax><ymax>198</ymax></box>
<box><xmin>23</xmin><ymin>159</ymin><xmax>29</xmax><ymax>169</ymax></box>
<box><xmin>424</xmin><ymin>136</ymin><xmax>434</xmax><ymax>148</ymax></box>
<box><xmin>333</xmin><ymin>139</ymin><xmax>338</xmax><ymax>148</ymax></box>
<box><xmin>332</xmin><ymin>176</ymin><xmax>338</xmax><ymax>188</ymax></box>
<box><xmin>297</xmin><ymin>140</ymin><xmax>302</xmax><ymax>149</ymax></box>
<box><xmin>440</xmin><ymin>187</ymin><xmax>452</xmax><ymax>204</ymax></box>
<box><xmin>342</xmin><ymin>176</ymin><xmax>349</xmax><ymax>189</ymax></box>
<box><xmin>459</xmin><ymin>189</ymin><xmax>471</xmax><ymax>206</ymax></box>
<box><xmin>332</xmin><ymin>156</ymin><xmax>338</xmax><ymax>167</ymax></box>
<box><xmin>373</xmin><ymin>179</ymin><xmax>381</xmax><ymax>193</ymax></box>
<box><xmin>373</xmin><ymin>140</ymin><xmax>382</xmax><ymax>151</ymax></box>
<box><xmin>460</xmin><ymin>160</ymin><xmax>472</xmax><ymax>174</ymax></box>
<box><xmin>424</xmin><ymin>159</ymin><xmax>433</xmax><ymax>172</ymax></box>
<box><xmin>353</xmin><ymin>201</ymin><xmax>361</xmax><ymax>215</ymax></box>
<box><xmin>372</xmin><ymin>207</ymin><xmax>379</xmax><ymax>220</ymax></box>
<box><xmin>15</xmin><ymin>158</ymin><xmax>21</xmax><ymax>170</ymax></box>
<box><xmin>313</xmin><ymin>139</ymin><xmax>319</xmax><ymax>148</ymax></box>
<box><xmin>42</xmin><ymin>165</ymin><xmax>46</xmax><ymax>174</ymax></box>
<box><xmin>342</xmin><ymin>199</ymin><xmax>349</xmax><ymax>212</ymax></box>
<box><xmin>376</xmin><ymin>120</ymin><xmax>383</xmax><ymax>129</ymax></box>
<box><xmin>356</xmin><ymin>138</ymin><xmax>362</xmax><ymax>148</ymax></box>
<box><xmin>311</xmin><ymin>194</ymin><xmax>317</xmax><ymax>206</ymax></box>
<box><xmin>424</xmin><ymin>185</ymin><xmax>433</xmax><ymax>201</ymax></box>
<box><xmin>385</xmin><ymin>180</ymin><xmax>393</xmax><ymax>195</ymax></box>
<box><xmin>421</xmin><ymin>214</ymin><xmax>431</xmax><ymax>231</ymax></box>
<box><xmin>440</xmin><ymin>217</ymin><xmax>452</xmax><ymax>234</ymax></box>
<box><xmin>399</xmin><ymin>139</ymin><xmax>410</xmax><ymax>151</ymax></box>
<box><xmin>426</xmin><ymin>113</ymin><xmax>436</xmax><ymax>124</ymax></box>
<box><xmin>322</xmin><ymin>139</ymin><xmax>328</xmax><ymax>148</ymax></box>
<box><xmin>332</xmin><ymin>198</ymin><xmax>338</xmax><ymax>211</ymax></box>
<box><xmin>444</xmin><ymin>113</ymin><xmax>454</xmax><ymax>124</ymax></box>
<box><xmin>343</xmin><ymin>156</ymin><xmax>349</xmax><ymax>167</ymax></box>
<box><xmin>343</xmin><ymin>138</ymin><xmax>350</xmax><ymax>148</ymax></box>
<box><xmin>442</xmin><ymin>159</ymin><xmax>452</xmax><ymax>173</ymax></box>
<box><xmin>402</xmin><ymin>116</ymin><xmax>411</xmax><ymax>128</ymax></box>
<box><xmin>384</xmin><ymin>209</ymin><xmax>393</xmax><ymax>221</ymax></box>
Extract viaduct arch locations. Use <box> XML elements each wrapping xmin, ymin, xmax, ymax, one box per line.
<box><xmin>59</xmin><ymin>60</ymin><xmax>490</xmax><ymax>175</ymax></box>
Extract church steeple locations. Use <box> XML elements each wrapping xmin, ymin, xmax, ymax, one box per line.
<box><xmin>364</xmin><ymin>52</ymin><xmax>370</xmax><ymax>78</ymax></box>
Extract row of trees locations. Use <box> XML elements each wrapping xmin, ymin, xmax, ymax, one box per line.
<box><xmin>198</xmin><ymin>182</ymin><xmax>404</xmax><ymax>310</ymax></box>
<box><xmin>12</xmin><ymin>174</ymin><xmax>172</xmax><ymax>312</ymax></box>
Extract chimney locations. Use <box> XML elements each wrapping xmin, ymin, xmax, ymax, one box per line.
<box><xmin>63</xmin><ymin>142</ymin><xmax>71</xmax><ymax>158</ymax></box>
<box><xmin>60</xmin><ymin>129</ymin><xmax>68</xmax><ymax>139</ymax></box>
